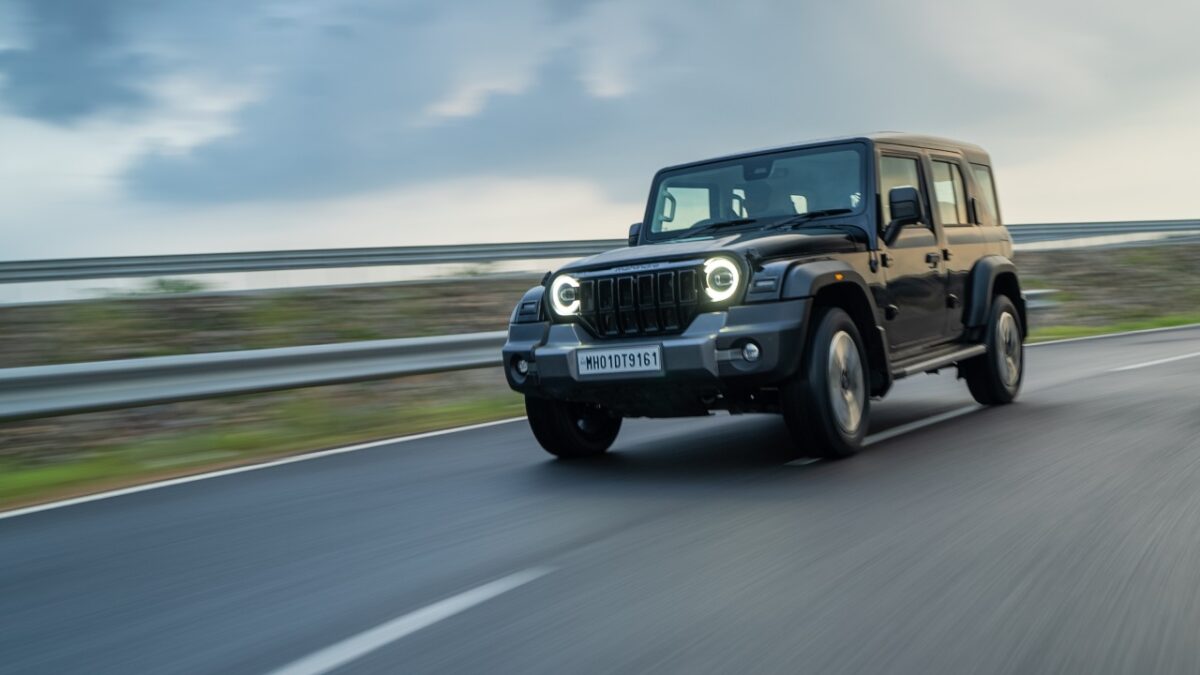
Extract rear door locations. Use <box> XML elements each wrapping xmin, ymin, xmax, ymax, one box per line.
<box><xmin>927</xmin><ymin>153</ymin><xmax>985</xmax><ymax>340</ymax></box>
<box><xmin>877</xmin><ymin>148</ymin><xmax>950</xmax><ymax>352</ymax></box>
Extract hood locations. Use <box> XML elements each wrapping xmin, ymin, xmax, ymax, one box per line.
<box><xmin>558</xmin><ymin>226</ymin><xmax>867</xmax><ymax>273</ymax></box>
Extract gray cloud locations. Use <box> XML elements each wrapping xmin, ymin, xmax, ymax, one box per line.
<box><xmin>0</xmin><ymin>0</ymin><xmax>165</xmax><ymax>122</ymax></box>
<box><xmin>3</xmin><ymin>0</ymin><xmax>1199</xmax><ymax>206</ymax></box>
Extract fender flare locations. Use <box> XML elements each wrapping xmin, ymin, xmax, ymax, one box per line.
<box><xmin>781</xmin><ymin>259</ymin><xmax>874</xmax><ymax>306</ymax></box>
<box><xmin>781</xmin><ymin>260</ymin><xmax>891</xmax><ymax>396</ymax></box>
<box><xmin>964</xmin><ymin>255</ymin><xmax>1026</xmax><ymax>333</ymax></box>
<box><xmin>510</xmin><ymin>285</ymin><xmax>547</xmax><ymax>324</ymax></box>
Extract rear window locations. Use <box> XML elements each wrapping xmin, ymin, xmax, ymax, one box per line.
<box><xmin>971</xmin><ymin>164</ymin><xmax>1000</xmax><ymax>225</ymax></box>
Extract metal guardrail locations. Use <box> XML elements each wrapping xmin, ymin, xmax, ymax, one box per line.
<box><xmin>0</xmin><ymin>294</ymin><xmax>1067</xmax><ymax>422</ymax></box>
<box><xmin>0</xmin><ymin>332</ymin><xmax>506</xmax><ymax>421</ymax></box>
<box><xmin>0</xmin><ymin>241</ymin><xmax>621</xmax><ymax>284</ymax></box>
<box><xmin>1023</xmin><ymin>289</ymin><xmax>1058</xmax><ymax>311</ymax></box>
<box><xmin>1006</xmin><ymin>219</ymin><xmax>1200</xmax><ymax>242</ymax></box>
<box><xmin>2</xmin><ymin>219</ymin><xmax>1197</xmax><ymax>284</ymax></box>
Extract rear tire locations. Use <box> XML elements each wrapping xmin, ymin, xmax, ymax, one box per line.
<box><xmin>525</xmin><ymin>396</ymin><xmax>621</xmax><ymax>458</ymax></box>
<box><xmin>963</xmin><ymin>294</ymin><xmax>1023</xmax><ymax>405</ymax></box>
<box><xmin>782</xmin><ymin>307</ymin><xmax>869</xmax><ymax>460</ymax></box>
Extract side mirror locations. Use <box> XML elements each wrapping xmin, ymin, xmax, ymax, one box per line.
<box><xmin>628</xmin><ymin>222</ymin><xmax>642</xmax><ymax>246</ymax></box>
<box><xmin>883</xmin><ymin>186</ymin><xmax>922</xmax><ymax>243</ymax></box>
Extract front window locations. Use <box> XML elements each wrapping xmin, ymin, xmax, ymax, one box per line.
<box><xmin>646</xmin><ymin>145</ymin><xmax>866</xmax><ymax>240</ymax></box>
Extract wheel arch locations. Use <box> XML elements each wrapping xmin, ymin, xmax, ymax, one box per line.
<box><xmin>965</xmin><ymin>256</ymin><xmax>1027</xmax><ymax>338</ymax></box>
<box><xmin>782</xmin><ymin>261</ymin><xmax>891</xmax><ymax>397</ymax></box>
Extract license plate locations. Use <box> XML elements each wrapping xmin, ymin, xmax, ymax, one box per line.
<box><xmin>577</xmin><ymin>346</ymin><xmax>663</xmax><ymax>376</ymax></box>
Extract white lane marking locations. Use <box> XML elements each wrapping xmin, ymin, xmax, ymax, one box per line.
<box><xmin>1028</xmin><ymin>322</ymin><xmax>1200</xmax><ymax>347</ymax></box>
<box><xmin>0</xmin><ymin>417</ymin><xmax>526</xmax><ymax>521</ymax></box>
<box><xmin>1109</xmin><ymin>350</ymin><xmax>1200</xmax><ymax>372</ymax></box>
<box><xmin>864</xmin><ymin>404</ymin><xmax>982</xmax><ymax>446</ymax></box>
<box><xmin>266</xmin><ymin>567</ymin><xmax>554</xmax><ymax>675</ymax></box>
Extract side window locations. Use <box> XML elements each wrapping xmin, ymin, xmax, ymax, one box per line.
<box><xmin>879</xmin><ymin>155</ymin><xmax>923</xmax><ymax>226</ymax></box>
<box><xmin>931</xmin><ymin>160</ymin><xmax>968</xmax><ymax>225</ymax></box>
<box><xmin>971</xmin><ymin>164</ymin><xmax>1000</xmax><ymax>225</ymax></box>
<box><xmin>657</xmin><ymin>186</ymin><xmax>712</xmax><ymax>232</ymax></box>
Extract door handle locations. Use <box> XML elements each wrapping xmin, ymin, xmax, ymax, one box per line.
<box><xmin>925</xmin><ymin>252</ymin><xmax>940</xmax><ymax>267</ymax></box>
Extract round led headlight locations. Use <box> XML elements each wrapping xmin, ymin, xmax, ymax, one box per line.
<box><xmin>703</xmin><ymin>257</ymin><xmax>741</xmax><ymax>302</ymax></box>
<box><xmin>549</xmin><ymin>274</ymin><xmax>580</xmax><ymax>315</ymax></box>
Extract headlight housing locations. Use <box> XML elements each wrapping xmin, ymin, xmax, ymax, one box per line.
<box><xmin>549</xmin><ymin>274</ymin><xmax>580</xmax><ymax>316</ymax></box>
<box><xmin>703</xmin><ymin>257</ymin><xmax>742</xmax><ymax>302</ymax></box>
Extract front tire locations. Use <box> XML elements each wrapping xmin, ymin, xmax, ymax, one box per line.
<box><xmin>963</xmin><ymin>294</ymin><xmax>1023</xmax><ymax>405</ymax></box>
<box><xmin>525</xmin><ymin>396</ymin><xmax>622</xmax><ymax>458</ymax></box>
<box><xmin>782</xmin><ymin>307</ymin><xmax>870</xmax><ymax>460</ymax></box>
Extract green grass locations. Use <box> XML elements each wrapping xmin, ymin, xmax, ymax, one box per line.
<box><xmin>0</xmin><ymin>392</ymin><xmax>524</xmax><ymax>509</ymax></box>
<box><xmin>1028</xmin><ymin>313</ymin><xmax>1200</xmax><ymax>343</ymax></box>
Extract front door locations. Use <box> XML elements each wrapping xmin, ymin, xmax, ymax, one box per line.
<box><xmin>877</xmin><ymin>151</ymin><xmax>949</xmax><ymax>352</ymax></box>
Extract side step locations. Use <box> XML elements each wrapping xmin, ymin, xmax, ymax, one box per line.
<box><xmin>891</xmin><ymin>344</ymin><xmax>986</xmax><ymax>380</ymax></box>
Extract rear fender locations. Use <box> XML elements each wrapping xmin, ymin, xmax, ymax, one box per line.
<box><xmin>964</xmin><ymin>256</ymin><xmax>1026</xmax><ymax>337</ymax></box>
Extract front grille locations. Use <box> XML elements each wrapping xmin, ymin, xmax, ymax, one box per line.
<box><xmin>574</xmin><ymin>266</ymin><xmax>701</xmax><ymax>338</ymax></box>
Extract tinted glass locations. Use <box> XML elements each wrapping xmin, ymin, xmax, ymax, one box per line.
<box><xmin>648</xmin><ymin>145</ymin><xmax>865</xmax><ymax>238</ymax></box>
<box><xmin>879</xmin><ymin>155</ymin><xmax>922</xmax><ymax>226</ymax></box>
<box><xmin>932</xmin><ymin>160</ymin><xmax>968</xmax><ymax>225</ymax></box>
<box><xmin>971</xmin><ymin>164</ymin><xmax>1000</xmax><ymax>225</ymax></box>
<box><xmin>659</xmin><ymin>186</ymin><xmax>712</xmax><ymax>232</ymax></box>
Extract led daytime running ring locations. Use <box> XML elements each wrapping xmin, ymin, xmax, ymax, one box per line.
<box><xmin>703</xmin><ymin>257</ymin><xmax>741</xmax><ymax>302</ymax></box>
<box><xmin>549</xmin><ymin>274</ymin><xmax>581</xmax><ymax>315</ymax></box>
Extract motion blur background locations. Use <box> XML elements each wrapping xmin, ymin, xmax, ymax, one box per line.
<box><xmin>6</xmin><ymin>3</ymin><xmax>1200</xmax><ymax>674</ymax></box>
<box><xmin>1</xmin><ymin>1</ymin><xmax>1199</xmax><ymax>503</ymax></box>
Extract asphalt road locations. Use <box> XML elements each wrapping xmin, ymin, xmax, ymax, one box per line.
<box><xmin>3</xmin><ymin>326</ymin><xmax>1199</xmax><ymax>674</ymax></box>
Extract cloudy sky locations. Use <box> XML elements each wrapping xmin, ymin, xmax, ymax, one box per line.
<box><xmin>1</xmin><ymin>0</ymin><xmax>1198</xmax><ymax>260</ymax></box>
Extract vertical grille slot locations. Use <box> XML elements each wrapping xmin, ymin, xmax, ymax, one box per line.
<box><xmin>637</xmin><ymin>274</ymin><xmax>658</xmax><ymax>332</ymax></box>
<box><xmin>575</xmin><ymin>265</ymin><xmax>701</xmax><ymax>339</ymax></box>
<box><xmin>597</xmin><ymin>279</ymin><xmax>614</xmax><ymax>311</ymax></box>
<box><xmin>617</xmin><ymin>276</ymin><xmax>635</xmax><ymax>308</ymax></box>
<box><xmin>678</xmin><ymin>269</ymin><xmax>698</xmax><ymax>304</ymax></box>
<box><xmin>579</xmin><ymin>279</ymin><xmax>595</xmax><ymax>314</ymax></box>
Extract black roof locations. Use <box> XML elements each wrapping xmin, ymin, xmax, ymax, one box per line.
<box><xmin>658</xmin><ymin>132</ymin><xmax>992</xmax><ymax>173</ymax></box>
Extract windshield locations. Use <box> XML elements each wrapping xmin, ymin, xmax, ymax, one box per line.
<box><xmin>646</xmin><ymin>144</ymin><xmax>865</xmax><ymax>240</ymax></box>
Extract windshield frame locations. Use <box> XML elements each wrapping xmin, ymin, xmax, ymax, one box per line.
<box><xmin>640</xmin><ymin>140</ymin><xmax>870</xmax><ymax>244</ymax></box>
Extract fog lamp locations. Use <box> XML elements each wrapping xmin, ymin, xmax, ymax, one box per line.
<box><xmin>742</xmin><ymin>342</ymin><xmax>761</xmax><ymax>363</ymax></box>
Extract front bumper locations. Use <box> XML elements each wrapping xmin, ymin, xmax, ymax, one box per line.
<box><xmin>503</xmin><ymin>300</ymin><xmax>810</xmax><ymax>415</ymax></box>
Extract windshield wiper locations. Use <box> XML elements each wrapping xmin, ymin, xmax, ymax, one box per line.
<box><xmin>665</xmin><ymin>218</ymin><xmax>758</xmax><ymax>241</ymax></box>
<box><xmin>766</xmin><ymin>209</ymin><xmax>854</xmax><ymax>230</ymax></box>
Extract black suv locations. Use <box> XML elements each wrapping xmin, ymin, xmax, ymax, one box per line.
<box><xmin>503</xmin><ymin>133</ymin><xmax>1025</xmax><ymax>459</ymax></box>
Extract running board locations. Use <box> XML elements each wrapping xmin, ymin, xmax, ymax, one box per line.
<box><xmin>891</xmin><ymin>344</ymin><xmax>986</xmax><ymax>379</ymax></box>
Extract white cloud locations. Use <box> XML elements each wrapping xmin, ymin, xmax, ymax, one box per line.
<box><xmin>574</xmin><ymin>1</ymin><xmax>655</xmax><ymax>99</ymax></box>
<box><xmin>418</xmin><ymin>0</ymin><xmax>562</xmax><ymax>123</ymax></box>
